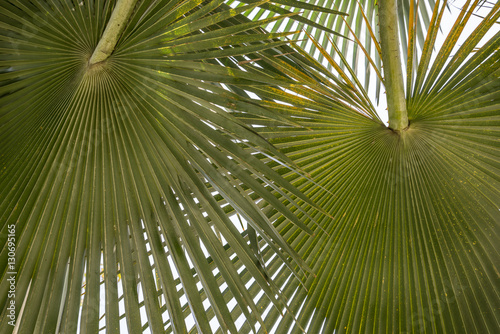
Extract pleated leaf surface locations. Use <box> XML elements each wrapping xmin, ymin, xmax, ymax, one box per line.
<box><xmin>230</xmin><ymin>1</ymin><xmax>500</xmax><ymax>332</ymax></box>
<box><xmin>0</xmin><ymin>0</ymin><xmax>334</xmax><ymax>332</ymax></box>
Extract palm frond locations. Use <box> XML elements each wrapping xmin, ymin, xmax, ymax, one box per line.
<box><xmin>232</xmin><ymin>0</ymin><xmax>437</xmax><ymax>101</ymax></box>
<box><xmin>232</xmin><ymin>1</ymin><xmax>500</xmax><ymax>332</ymax></box>
<box><xmin>0</xmin><ymin>0</ymin><xmax>337</xmax><ymax>332</ymax></box>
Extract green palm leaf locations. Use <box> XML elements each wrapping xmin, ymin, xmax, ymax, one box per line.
<box><xmin>229</xmin><ymin>1</ymin><xmax>500</xmax><ymax>332</ymax></box>
<box><xmin>0</xmin><ymin>0</ymin><xmax>335</xmax><ymax>332</ymax></box>
<box><xmin>2</xmin><ymin>0</ymin><xmax>499</xmax><ymax>333</ymax></box>
<box><xmin>232</xmin><ymin>0</ymin><xmax>437</xmax><ymax>101</ymax></box>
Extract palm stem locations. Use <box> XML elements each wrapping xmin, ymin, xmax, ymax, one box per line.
<box><xmin>378</xmin><ymin>0</ymin><xmax>408</xmax><ymax>131</ymax></box>
<box><xmin>89</xmin><ymin>0</ymin><xmax>137</xmax><ymax>65</ymax></box>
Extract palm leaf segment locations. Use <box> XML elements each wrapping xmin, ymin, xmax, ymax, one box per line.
<box><xmin>231</xmin><ymin>1</ymin><xmax>500</xmax><ymax>333</ymax></box>
<box><xmin>0</xmin><ymin>0</ymin><xmax>340</xmax><ymax>332</ymax></box>
<box><xmin>234</xmin><ymin>0</ymin><xmax>437</xmax><ymax>100</ymax></box>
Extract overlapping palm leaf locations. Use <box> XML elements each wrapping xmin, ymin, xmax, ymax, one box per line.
<box><xmin>230</xmin><ymin>0</ymin><xmax>437</xmax><ymax>100</ymax></box>
<box><xmin>229</xmin><ymin>1</ymin><xmax>500</xmax><ymax>332</ymax></box>
<box><xmin>0</xmin><ymin>0</ymin><xmax>345</xmax><ymax>332</ymax></box>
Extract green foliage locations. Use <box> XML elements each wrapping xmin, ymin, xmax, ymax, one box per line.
<box><xmin>1</xmin><ymin>0</ymin><xmax>499</xmax><ymax>333</ymax></box>
<box><xmin>0</xmin><ymin>0</ymin><xmax>323</xmax><ymax>332</ymax></box>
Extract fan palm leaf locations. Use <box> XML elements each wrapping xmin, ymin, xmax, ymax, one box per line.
<box><xmin>229</xmin><ymin>1</ymin><xmax>500</xmax><ymax>332</ymax></box>
<box><xmin>0</xmin><ymin>0</ymin><xmax>343</xmax><ymax>332</ymax></box>
<box><xmin>1</xmin><ymin>0</ymin><xmax>499</xmax><ymax>333</ymax></box>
